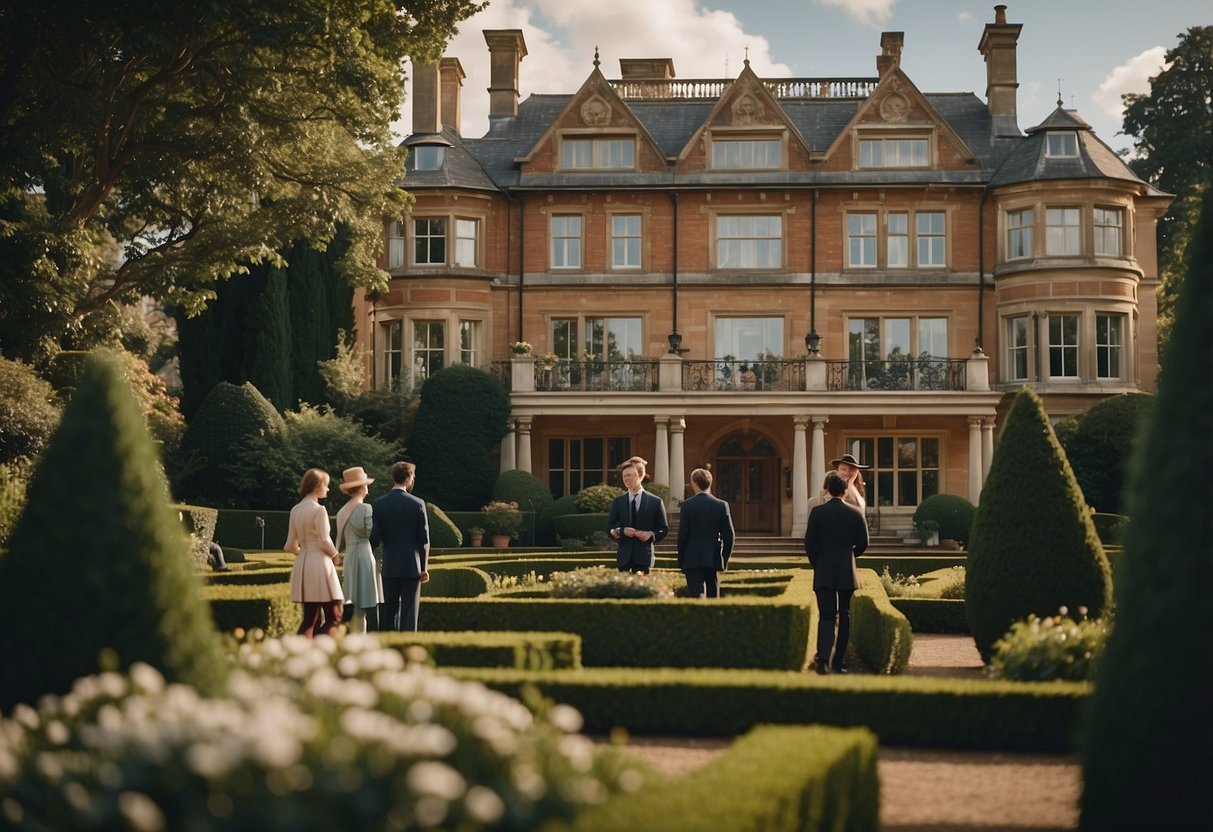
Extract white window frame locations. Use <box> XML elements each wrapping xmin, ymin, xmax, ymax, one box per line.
<box><xmin>1005</xmin><ymin>316</ymin><xmax>1030</xmax><ymax>381</ymax></box>
<box><xmin>858</xmin><ymin>137</ymin><xmax>930</xmax><ymax>168</ymax></box>
<box><xmin>1094</xmin><ymin>207</ymin><xmax>1123</xmax><ymax>257</ymax></box>
<box><xmin>550</xmin><ymin>215</ymin><xmax>583</xmax><ymax>269</ymax></box>
<box><xmin>413</xmin><ymin>217</ymin><xmax>446</xmax><ymax>266</ymax></box>
<box><xmin>847</xmin><ymin>212</ymin><xmax>878</xmax><ymax>268</ymax></box>
<box><xmin>381</xmin><ymin>320</ymin><xmax>404</xmax><ymax>388</ymax></box>
<box><xmin>412</xmin><ymin>320</ymin><xmax>445</xmax><ymax>385</ymax></box>
<box><xmin>1095</xmin><ymin>313</ymin><xmax>1124</xmax><ymax>380</ymax></box>
<box><xmin>561</xmin><ymin>137</ymin><xmax>636</xmax><ymax>170</ymax></box>
<box><xmin>387</xmin><ymin>220</ymin><xmax>406</xmax><ymax>269</ymax></box>
<box><xmin>1047</xmin><ymin>313</ymin><xmax>1080</xmax><ymax>379</ymax></box>
<box><xmin>711</xmin><ymin>138</ymin><xmax>782</xmax><ymax>169</ymax></box>
<box><xmin>610</xmin><ymin>214</ymin><xmax>642</xmax><ymax>269</ymax></box>
<box><xmin>413</xmin><ymin>145</ymin><xmax>445</xmax><ymax>170</ymax></box>
<box><xmin>1007</xmin><ymin>208</ymin><xmax>1034</xmax><ymax>260</ymax></box>
<box><xmin>887</xmin><ymin>212</ymin><xmax>909</xmax><ymax>268</ymax></box>
<box><xmin>916</xmin><ymin>212</ymin><xmax>947</xmax><ymax>268</ymax></box>
<box><xmin>454</xmin><ymin>218</ymin><xmax>479</xmax><ymax>268</ymax></box>
<box><xmin>841</xmin><ymin>435</ymin><xmax>943</xmax><ymax>508</ymax></box>
<box><xmin>716</xmin><ymin>215</ymin><xmax>782</xmax><ymax>269</ymax></box>
<box><xmin>1045</xmin><ymin>132</ymin><xmax>1079</xmax><ymax>158</ymax></box>
<box><xmin>1045</xmin><ymin>207</ymin><xmax>1081</xmax><ymax>256</ymax></box>
<box><xmin>459</xmin><ymin>319</ymin><xmax>481</xmax><ymax>366</ymax></box>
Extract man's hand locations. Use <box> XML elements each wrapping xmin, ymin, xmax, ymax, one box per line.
<box><xmin>419</xmin><ymin>571</ymin><xmax>430</xmax><ymax>584</ymax></box>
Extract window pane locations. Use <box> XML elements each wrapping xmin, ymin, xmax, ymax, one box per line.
<box><xmin>1046</xmin><ymin>207</ymin><xmax>1081</xmax><ymax>256</ymax></box>
<box><xmin>888</xmin><ymin>212</ymin><xmax>908</xmax><ymax>268</ymax></box>
<box><xmin>715</xmin><ymin>317</ymin><xmax>784</xmax><ymax>359</ymax></box>
<box><xmin>454</xmin><ymin>219</ymin><xmax>477</xmax><ymax>267</ymax></box>
<box><xmin>414</xmin><ymin>218</ymin><xmax>446</xmax><ymax>265</ymax></box>
<box><xmin>918</xmin><ymin>318</ymin><xmax>948</xmax><ymax>358</ymax></box>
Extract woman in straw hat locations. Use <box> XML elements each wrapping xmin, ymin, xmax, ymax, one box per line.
<box><xmin>829</xmin><ymin>453</ymin><xmax>870</xmax><ymax>511</ymax></box>
<box><xmin>286</xmin><ymin>468</ymin><xmax>344</xmax><ymax>637</ymax></box>
<box><xmin>336</xmin><ymin>466</ymin><xmax>382</xmax><ymax>633</ymax></box>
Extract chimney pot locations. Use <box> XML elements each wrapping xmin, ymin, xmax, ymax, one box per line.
<box><xmin>411</xmin><ymin>61</ymin><xmax>441</xmax><ymax>135</ymax></box>
<box><xmin>979</xmin><ymin>5</ymin><xmax>1022</xmax><ymax>136</ymax></box>
<box><xmin>876</xmin><ymin>31</ymin><xmax>904</xmax><ymax>75</ymax></box>
<box><xmin>484</xmin><ymin>29</ymin><xmax>528</xmax><ymax>120</ymax></box>
<box><xmin>439</xmin><ymin>57</ymin><xmax>465</xmax><ymax>135</ymax></box>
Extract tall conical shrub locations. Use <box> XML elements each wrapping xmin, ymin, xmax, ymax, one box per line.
<box><xmin>965</xmin><ymin>387</ymin><xmax>1112</xmax><ymax>661</ymax></box>
<box><xmin>0</xmin><ymin>352</ymin><xmax>227</xmax><ymax>712</ymax></box>
<box><xmin>1079</xmin><ymin>189</ymin><xmax>1213</xmax><ymax>830</ymax></box>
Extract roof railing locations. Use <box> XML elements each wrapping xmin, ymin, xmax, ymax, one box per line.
<box><xmin>608</xmin><ymin>77</ymin><xmax>880</xmax><ymax>101</ymax></box>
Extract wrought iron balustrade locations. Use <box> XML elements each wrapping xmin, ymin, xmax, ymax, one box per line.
<box><xmin>825</xmin><ymin>358</ymin><xmax>966</xmax><ymax>391</ymax></box>
<box><xmin>682</xmin><ymin>359</ymin><xmax>806</xmax><ymax>392</ymax></box>
<box><xmin>534</xmin><ymin>359</ymin><xmax>659</xmax><ymax>392</ymax></box>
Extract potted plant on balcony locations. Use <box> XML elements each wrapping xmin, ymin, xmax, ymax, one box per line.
<box><xmin>915</xmin><ymin>518</ymin><xmax>941</xmax><ymax>547</ymax></box>
<box><xmin>481</xmin><ymin>501</ymin><xmax>522</xmax><ymax>547</ymax></box>
<box><xmin>510</xmin><ymin>341</ymin><xmax>533</xmax><ymax>356</ymax></box>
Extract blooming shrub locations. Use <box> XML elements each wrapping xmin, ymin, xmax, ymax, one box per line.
<box><xmin>549</xmin><ymin>565</ymin><xmax>679</xmax><ymax>599</ymax></box>
<box><xmin>573</xmin><ymin>484</ymin><xmax>623</xmax><ymax>514</ymax></box>
<box><xmin>989</xmin><ymin>607</ymin><xmax>1110</xmax><ymax>682</ymax></box>
<box><xmin>0</xmin><ymin>635</ymin><xmax>646</xmax><ymax>831</ymax></box>
<box><xmin>480</xmin><ymin>501</ymin><xmax>523</xmax><ymax>538</ymax></box>
<box><xmin>933</xmin><ymin>566</ymin><xmax>966</xmax><ymax>599</ymax></box>
<box><xmin>880</xmin><ymin>566</ymin><xmax>922</xmax><ymax>598</ymax></box>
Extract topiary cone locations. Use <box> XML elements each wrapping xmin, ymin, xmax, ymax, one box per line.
<box><xmin>0</xmin><ymin>352</ymin><xmax>227</xmax><ymax>712</ymax></box>
<box><xmin>1078</xmin><ymin>189</ymin><xmax>1213</xmax><ymax>830</ymax></box>
<box><xmin>965</xmin><ymin>387</ymin><xmax>1112</xmax><ymax>661</ymax></box>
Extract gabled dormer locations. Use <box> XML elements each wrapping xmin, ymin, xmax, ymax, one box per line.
<box><xmin>820</xmin><ymin>68</ymin><xmax>977</xmax><ymax>172</ymax></box>
<box><xmin>516</xmin><ymin>53</ymin><xmax>667</xmax><ymax>177</ymax></box>
<box><xmin>677</xmin><ymin>60</ymin><xmax>813</xmax><ymax>172</ymax></box>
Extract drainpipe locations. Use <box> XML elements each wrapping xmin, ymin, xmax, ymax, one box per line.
<box><xmin>976</xmin><ymin>186</ymin><xmax>990</xmax><ymax>353</ymax></box>
<box><xmin>804</xmin><ymin>189</ymin><xmax>821</xmax><ymax>354</ymax></box>
<box><xmin>515</xmin><ymin>192</ymin><xmax>525</xmax><ymax>340</ymax></box>
<box><xmin>668</xmin><ymin>191</ymin><xmax>681</xmax><ymax>352</ymax></box>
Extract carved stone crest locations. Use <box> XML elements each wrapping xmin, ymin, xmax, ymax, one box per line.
<box><xmin>580</xmin><ymin>96</ymin><xmax>612</xmax><ymax>126</ymax></box>
<box><xmin>731</xmin><ymin>94</ymin><xmax>763</xmax><ymax>126</ymax></box>
<box><xmin>878</xmin><ymin>91</ymin><xmax>910</xmax><ymax>122</ymax></box>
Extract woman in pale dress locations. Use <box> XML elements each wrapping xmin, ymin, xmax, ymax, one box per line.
<box><xmin>830</xmin><ymin>453</ymin><xmax>869</xmax><ymax>511</ymax></box>
<box><xmin>286</xmin><ymin>468</ymin><xmax>344</xmax><ymax>637</ymax></box>
<box><xmin>335</xmin><ymin>466</ymin><xmax>382</xmax><ymax>634</ymax></box>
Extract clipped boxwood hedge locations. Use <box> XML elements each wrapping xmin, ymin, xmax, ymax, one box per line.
<box><xmin>563</xmin><ymin>725</ymin><xmax>878</xmax><ymax>832</ymax></box>
<box><xmin>850</xmin><ymin>571</ymin><xmax>913</xmax><ymax>674</ymax></box>
<box><xmin>204</xmin><ymin>582</ymin><xmax>297</xmax><ymax>636</ymax></box>
<box><xmin>891</xmin><ymin>599</ymin><xmax>970</xmax><ymax>634</ymax></box>
<box><xmin>377</xmin><ymin>631</ymin><xmax>582</xmax><ymax>670</ymax></box>
<box><xmin>426</xmin><ymin>502</ymin><xmax>463</xmax><ymax>548</ymax></box>
<box><xmin>553</xmin><ymin>513</ymin><xmax>610</xmax><ymax>541</ymax></box>
<box><xmin>425</xmin><ymin>565</ymin><xmax>493</xmax><ymax>598</ymax></box>
<box><xmin>205</xmin><ymin>567</ymin><xmax>294</xmax><ymax>586</ymax></box>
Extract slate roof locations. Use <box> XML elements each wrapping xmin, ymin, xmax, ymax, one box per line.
<box><xmin>405</xmin><ymin>81</ymin><xmax>1155</xmax><ymax>194</ymax></box>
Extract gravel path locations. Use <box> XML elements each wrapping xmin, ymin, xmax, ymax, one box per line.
<box><xmin>603</xmin><ymin>634</ymin><xmax>1081</xmax><ymax>831</ymax></box>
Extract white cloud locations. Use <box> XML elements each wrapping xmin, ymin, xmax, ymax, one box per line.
<box><xmin>394</xmin><ymin>0</ymin><xmax>791</xmax><ymax>139</ymax></box>
<box><xmin>1092</xmin><ymin>47</ymin><xmax>1168</xmax><ymax>119</ymax></box>
<box><xmin>815</xmin><ymin>0</ymin><xmax>896</xmax><ymax>27</ymax></box>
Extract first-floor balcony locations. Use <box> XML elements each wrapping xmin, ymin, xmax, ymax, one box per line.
<box><xmin>495</xmin><ymin>354</ymin><xmax>980</xmax><ymax>394</ymax></box>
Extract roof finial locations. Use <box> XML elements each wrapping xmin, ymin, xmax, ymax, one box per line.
<box><xmin>593</xmin><ymin>45</ymin><xmax>600</xmax><ymax>69</ymax></box>
<box><xmin>744</xmin><ymin>45</ymin><xmax>750</xmax><ymax>67</ymax></box>
<box><xmin>1056</xmin><ymin>78</ymin><xmax>1064</xmax><ymax>108</ymax></box>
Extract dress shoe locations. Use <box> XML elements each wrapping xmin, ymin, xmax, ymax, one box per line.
<box><xmin>814</xmin><ymin>664</ymin><xmax>832</xmax><ymax>675</ymax></box>
<box><xmin>831</xmin><ymin>664</ymin><xmax>849</xmax><ymax>674</ymax></box>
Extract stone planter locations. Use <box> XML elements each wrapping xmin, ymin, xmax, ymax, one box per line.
<box><xmin>467</xmin><ymin>532</ymin><xmax>483</xmax><ymax>547</ymax></box>
<box><xmin>490</xmin><ymin>534</ymin><xmax>512</xmax><ymax>548</ymax></box>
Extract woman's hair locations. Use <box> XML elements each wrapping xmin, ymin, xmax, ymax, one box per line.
<box><xmin>299</xmin><ymin>468</ymin><xmax>328</xmax><ymax>498</ymax></box>
<box><xmin>853</xmin><ymin>470</ymin><xmax>866</xmax><ymax>497</ymax></box>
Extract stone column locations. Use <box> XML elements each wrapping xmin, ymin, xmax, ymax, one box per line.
<box><xmin>810</xmin><ymin>415</ymin><xmax>829</xmax><ymax>498</ymax></box>
<box><xmin>981</xmin><ymin>417</ymin><xmax>996</xmax><ymax>485</ymax></box>
<box><xmin>500</xmin><ymin>418</ymin><xmax>516</xmax><ymax>472</ymax></box>
<box><xmin>653</xmin><ymin>417</ymin><xmax>670</xmax><ymax>498</ymax></box>
<box><xmin>668</xmin><ymin>417</ymin><xmax>686</xmax><ymax>505</ymax></box>
<box><xmin>792</xmin><ymin>416</ymin><xmax>810</xmax><ymax>537</ymax></box>
<box><xmin>516</xmin><ymin>416</ymin><xmax>533</xmax><ymax>474</ymax></box>
<box><xmin>968</xmin><ymin>416</ymin><xmax>983</xmax><ymax>504</ymax></box>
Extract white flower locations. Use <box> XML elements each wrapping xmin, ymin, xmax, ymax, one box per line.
<box><xmin>407</xmin><ymin>761</ymin><xmax>466</xmax><ymax>800</ymax></box>
<box><xmin>118</xmin><ymin>790</ymin><xmax>166</xmax><ymax>832</ymax></box>
<box><xmin>547</xmin><ymin>704</ymin><xmax>583</xmax><ymax>733</ymax></box>
<box><xmin>464</xmin><ymin>786</ymin><xmax>505</xmax><ymax>823</ymax></box>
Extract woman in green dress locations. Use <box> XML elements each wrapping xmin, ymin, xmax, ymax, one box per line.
<box><xmin>336</xmin><ymin>467</ymin><xmax>382</xmax><ymax>633</ymax></box>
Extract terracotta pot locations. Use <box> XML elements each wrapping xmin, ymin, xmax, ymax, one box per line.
<box><xmin>468</xmin><ymin>532</ymin><xmax>483</xmax><ymax>547</ymax></box>
<box><xmin>490</xmin><ymin>534</ymin><xmax>512</xmax><ymax>548</ymax></box>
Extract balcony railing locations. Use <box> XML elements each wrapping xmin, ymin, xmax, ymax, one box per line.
<box><xmin>826</xmin><ymin>358</ymin><xmax>967</xmax><ymax>391</ymax></box>
<box><xmin>534</xmin><ymin>359</ymin><xmax>659</xmax><ymax>392</ymax></box>
<box><xmin>608</xmin><ymin>76</ymin><xmax>879</xmax><ymax>101</ymax></box>
<box><xmin>683</xmin><ymin>359</ymin><xmax>806</xmax><ymax>392</ymax></box>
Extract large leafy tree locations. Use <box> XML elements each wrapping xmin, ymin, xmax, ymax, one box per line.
<box><xmin>1121</xmin><ymin>26</ymin><xmax>1213</xmax><ymax>350</ymax></box>
<box><xmin>0</xmin><ymin>0</ymin><xmax>484</xmax><ymax>362</ymax></box>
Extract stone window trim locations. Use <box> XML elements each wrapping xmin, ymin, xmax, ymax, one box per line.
<box><xmin>841</xmin><ymin>204</ymin><xmax>953</xmax><ymax>271</ymax></box>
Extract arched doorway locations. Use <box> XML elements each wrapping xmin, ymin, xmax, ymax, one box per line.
<box><xmin>714</xmin><ymin>431</ymin><xmax>779</xmax><ymax>533</ymax></box>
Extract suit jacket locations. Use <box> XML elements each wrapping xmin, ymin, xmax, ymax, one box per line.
<box><xmin>804</xmin><ymin>497</ymin><xmax>869</xmax><ymax>590</ymax></box>
<box><xmin>606</xmin><ymin>489</ymin><xmax>669</xmax><ymax>571</ymax></box>
<box><xmin>370</xmin><ymin>487</ymin><xmax>430</xmax><ymax>579</ymax></box>
<box><xmin>676</xmin><ymin>491</ymin><xmax>735</xmax><ymax>572</ymax></box>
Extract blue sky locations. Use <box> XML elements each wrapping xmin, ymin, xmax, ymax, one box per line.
<box><xmin>397</xmin><ymin>0</ymin><xmax>1210</xmax><ymax>156</ymax></box>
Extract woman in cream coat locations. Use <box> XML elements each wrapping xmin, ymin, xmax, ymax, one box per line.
<box><xmin>286</xmin><ymin>468</ymin><xmax>344</xmax><ymax>637</ymax></box>
<box><xmin>335</xmin><ymin>466</ymin><xmax>382</xmax><ymax>633</ymax></box>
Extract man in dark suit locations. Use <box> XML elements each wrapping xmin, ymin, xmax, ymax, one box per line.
<box><xmin>804</xmin><ymin>470</ymin><xmax>869</xmax><ymax>674</ymax></box>
<box><xmin>370</xmin><ymin>461</ymin><xmax>430</xmax><ymax>631</ymax></box>
<box><xmin>606</xmin><ymin>457</ymin><xmax>668</xmax><ymax>573</ymax></box>
<box><xmin>676</xmin><ymin>467</ymin><xmax>735</xmax><ymax>598</ymax></box>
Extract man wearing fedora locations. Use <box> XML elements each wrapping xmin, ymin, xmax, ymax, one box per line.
<box><xmin>805</xmin><ymin>471</ymin><xmax>870</xmax><ymax>674</ymax></box>
<box><xmin>370</xmin><ymin>461</ymin><xmax>429</xmax><ymax>631</ymax></box>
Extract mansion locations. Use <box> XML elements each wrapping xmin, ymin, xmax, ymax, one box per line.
<box><xmin>352</xmin><ymin>5</ymin><xmax>1169</xmax><ymax>537</ymax></box>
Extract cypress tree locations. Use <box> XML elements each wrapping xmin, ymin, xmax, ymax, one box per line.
<box><xmin>0</xmin><ymin>352</ymin><xmax>227</xmax><ymax>711</ymax></box>
<box><xmin>965</xmin><ymin>387</ymin><xmax>1113</xmax><ymax>661</ymax></box>
<box><xmin>287</xmin><ymin>239</ymin><xmax>331</xmax><ymax>406</ymax></box>
<box><xmin>1079</xmin><ymin>189</ymin><xmax>1213</xmax><ymax>830</ymax></box>
<box><xmin>248</xmin><ymin>263</ymin><xmax>293</xmax><ymax>411</ymax></box>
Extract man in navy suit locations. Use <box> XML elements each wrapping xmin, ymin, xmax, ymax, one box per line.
<box><xmin>370</xmin><ymin>461</ymin><xmax>430</xmax><ymax>631</ymax></box>
<box><xmin>804</xmin><ymin>471</ymin><xmax>869</xmax><ymax>674</ymax></box>
<box><xmin>676</xmin><ymin>467</ymin><xmax>735</xmax><ymax>598</ymax></box>
<box><xmin>607</xmin><ymin>457</ymin><xmax>669</xmax><ymax>574</ymax></box>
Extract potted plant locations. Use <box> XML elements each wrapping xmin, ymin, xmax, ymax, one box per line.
<box><xmin>466</xmin><ymin>526</ymin><xmax>485</xmax><ymax>547</ymax></box>
<box><xmin>481</xmin><ymin>501</ymin><xmax>523</xmax><ymax>547</ymax></box>
<box><xmin>510</xmin><ymin>341</ymin><xmax>533</xmax><ymax>356</ymax></box>
<box><xmin>915</xmin><ymin>518</ymin><xmax>941</xmax><ymax>547</ymax></box>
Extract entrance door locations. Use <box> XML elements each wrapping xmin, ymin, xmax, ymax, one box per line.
<box><xmin>715</xmin><ymin>432</ymin><xmax>778</xmax><ymax>533</ymax></box>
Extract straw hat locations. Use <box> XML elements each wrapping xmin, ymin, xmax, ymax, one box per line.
<box><xmin>338</xmin><ymin>466</ymin><xmax>375</xmax><ymax>493</ymax></box>
<box><xmin>829</xmin><ymin>453</ymin><xmax>870</xmax><ymax>470</ymax></box>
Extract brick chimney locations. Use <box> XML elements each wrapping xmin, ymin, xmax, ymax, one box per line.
<box><xmin>484</xmin><ymin>29</ymin><xmax>528</xmax><ymax>121</ymax></box>
<box><xmin>439</xmin><ymin>57</ymin><xmax>465</xmax><ymax>135</ymax></box>
<box><xmin>876</xmin><ymin>32</ymin><xmax>904</xmax><ymax>76</ymax></box>
<box><xmin>411</xmin><ymin>60</ymin><xmax>441</xmax><ymax>135</ymax></box>
<box><xmin>618</xmin><ymin>58</ymin><xmax>676</xmax><ymax>80</ymax></box>
<box><xmin>978</xmin><ymin>4</ymin><xmax>1023</xmax><ymax>137</ymax></box>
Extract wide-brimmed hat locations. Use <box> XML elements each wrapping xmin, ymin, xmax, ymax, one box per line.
<box><xmin>829</xmin><ymin>453</ymin><xmax>870</xmax><ymax>470</ymax></box>
<box><xmin>338</xmin><ymin>466</ymin><xmax>376</xmax><ymax>493</ymax></box>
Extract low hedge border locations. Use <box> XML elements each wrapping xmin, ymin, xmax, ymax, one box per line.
<box><xmin>376</xmin><ymin>631</ymin><xmax>582</xmax><ymax>670</ymax></box>
<box><xmin>205</xmin><ymin>567</ymin><xmax>294</xmax><ymax>586</ymax></box>
<box><xmin>892</xmin><ymin>598</ymin><xmax>970</xmax><ymax>634</ymax></box>
<box><xmin>851</xmin><ymin>571</ymin><xmax>913</xmax><ymax>674</ymax></box>
<box><xmin>563</xmin><ymin>725</ymin><xmax>878</xmax><ymax>832</ymax></box>
<box><xmin>451</xmin><ymin>666</ymin><xmax>1090</xmax><ymax>751</ymax></box>
<box><xmin>426</xmin><ymin>565</ymin><xmax>494</xmax><ymax>598</ymax></box>
<box><xmin>203</xmin><ymin>583</ymin><xmax>296</xmax><ymax>637</ymax></box>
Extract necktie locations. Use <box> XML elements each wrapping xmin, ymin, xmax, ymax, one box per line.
<box><xmin>630</xmin><ymin>495</ymin><xmax>639</xmax><ymax>525</ymax></box>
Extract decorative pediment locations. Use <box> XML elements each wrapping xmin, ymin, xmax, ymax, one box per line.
<box><xmin>730</xmin><ymin>94</ymin><xmax>766</xmax><ymax>126</ymax></box>
<box><xmin>877</xmin><ymin>81</ymin><xmax>912</xmax><ymax>123</ymax></box>
<box><xmin>580</xmin><ymin>95</ymin><xmax>613</xmax><ymax>127</ymax></box>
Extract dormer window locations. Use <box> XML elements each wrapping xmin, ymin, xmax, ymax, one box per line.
<box><xmin>561</xmin><ymin>137</ymin><xmax>635</xmax><ymax>169</ymax></box>
<box><xmin>413</xmin><ymin>146</ymin><xmax>445</xmax><ymax>170</ymax></box>
<box><xmin>711</xmin><ymin>137</ymin><xmax>782</xmax><ymax>169</ymax></box>
<box><xmin>1045</xmin><ymin>132</ymin><xmax>1078</xmax><ymax>158</ymax></box>
<box><xmin>859</xmin><ymin>137</ymin><xmax>929</xmax><ymax>168</ymax></box>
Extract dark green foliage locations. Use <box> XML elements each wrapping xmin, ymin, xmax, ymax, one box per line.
<box><xmin>205</xmin><ymin>583</ymin><xmax>298</xmax><ymax>637</ymax></box>
<box><xmin>554</xmin><ymin>513</ymin><xmax>611</xmax><ymax>542</ymax></box>
<box><xmin>912</xmin><ymin>493</ymin><xmax>976</xmax><ymax>545</ymax></box>
<box><xmin>378</xmin><ymin>631</ymin><xmax>582</xmax><ymax>671</ymax></box>
<box><xmin>0</xmin><ymin>354</ymin><xmax>227</xmax><ymax>711</ymax></box>
<box><xmin>890</xmin><ymin>599</ymin><xmax>969</xmax><ymax>634</ymax></box>
<box><xmin>1060</xmin><ymin>393</ymin><xmax>1154</xmax><ymax>513</ymax></box>
<box><xmin>248</xmin><ymin>264</ymin><xmax>293</xmax><ymax>411</ymax></box>
<box><xmin>175</xmin><ymin>382</ymin><xmax>287</xmax><ymax>508</ymax></box>
<box><xmin>409</xmin><ymin>365</ymin><xmax>510</xmax><ymax>510</ymax></box>
<box><xmin>172</xmin><ymin>503</ymin><xmax>220</xmax><ymax>568</ymax></box>
<box><xmin>427</xmin><ymin>503</ymin><xmax>463</xmax><ymax>548</ymax></box>
<box><xmin>551</xmin><ymin>494</ymin><xmax>578</xmax><ymax>518</ymax></box>
<box><xmin>277</xmin><ymin>404</ymin><xmax>401</xmax><ymax>511</ymax></box>
<box><xmin>1079</xmin><ymin>188</ymin><xmax>1213</xmax><ymax>831</ymax></box>
<box><xmin>0</xmin><ymin>457</ymin><xmax>33</xmax><ymax>554</ymax></box>
<box><xmin>965</xmin><ymin>388</ymin><xmax>1112</xmax><ymax>662</ymax></box>
<box><xmin>342</xmin><ymin>383</ymin><xmax>416</xmax><ymax>444</ymax></box>
<box><xmin>214</xmin><ymin>510</ymin><xmax>291</xmax><ymax>549</ymax></box>
<box><xmin>493</xmin><ymin>469</ymin><xmax>555</xmax><ymax>544</ymax></box>
<box><xmin>849</xmin><ymin>590</ymin><xmax>912</xmax><ymax>674</ymax></box>
<box><xmin>574</xmin><ymin>484</ymin><xmax>623</xmax><ymax>513</ymax></box>
<box><xmin>1089</xmin><ymin>513</ymin><xmax>1129</xmax><ymax>545</ymax></box>
<box><xmin>0</xmin><ymin>355</ymin><xmax>61</xmax><ymax>464</ymax></box>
